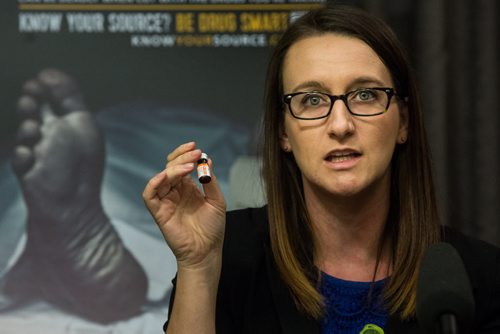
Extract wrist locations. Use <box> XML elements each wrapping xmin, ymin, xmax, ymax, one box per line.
<box><xmin>177</xmin><ymin>251</ymin><xmax>222</xmax><ymax>282</ymax></box>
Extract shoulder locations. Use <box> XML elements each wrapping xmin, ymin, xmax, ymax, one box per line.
<box><xmin>443</xmin><ymin>227</ymin><xmax>500</xmax><ymax>278</ymax></box>
<box><xmin>217</xmin><ymin>206</ymin><xmax>282</xmax><ymax>332</ymax></box>
<box><xmin>223</xmin><ymin>206</ymin><xmax>269</xmax><ymax>265</ymax></box>
<box><xmin>226</xmin><ymin>205</ymin><xmax>268</xmax><ymax>231</ymax></box>
<box><xmin>444</xmin><ymin>227</ymin><xmax>500</xmax><ymax>330</ymax></box>
<box><xmin>225</xmin><ymin>205</ymin><xmax>269</xmax><ymax>244</ymax></box>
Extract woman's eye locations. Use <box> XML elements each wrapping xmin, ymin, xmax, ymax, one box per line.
<box><xmin>353</xmin><ymin>89</ymin><xmax>377</xmax><ymax>102</ymax></box>
<box><xmin>308</xmin><ymin>96</ymin><xmax>321</xmax><ymax>105</ymax></box>
<box><xmin>302</xmin><ymin>94</ymin><xmax>326</xmax><ymax>106</ymax></box>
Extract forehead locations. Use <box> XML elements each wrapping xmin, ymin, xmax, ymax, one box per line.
<box><xmin>282</xmin><ymin>33</ymin><xmax>392</xmax><ymax>91</ymax></box>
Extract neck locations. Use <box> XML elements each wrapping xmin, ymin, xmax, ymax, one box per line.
<box><xmin>305</xmin><ymin>179</ymin><xmax>392</xmax><ymax>282</ymax></box>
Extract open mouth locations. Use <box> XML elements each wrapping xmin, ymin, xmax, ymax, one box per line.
<box><xmin>325</xmin><ymin>151</ymin><xmax>361</xmax><ymax>163</ymax></box>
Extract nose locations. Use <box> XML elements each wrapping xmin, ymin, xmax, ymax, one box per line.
<box><xmin>326</xmin><ymin>98</ymin><xmax>355</xmax><ymax>139</ymax></box>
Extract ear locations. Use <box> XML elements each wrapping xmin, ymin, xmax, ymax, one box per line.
<box><xmin>397</xmin><ymin>101</ymin><xmax>409</xmax><ymax>144</ymax></box>
<box><xmin>280</xmin><ymin>130</ymin><xmax>291</xmax><ymax>152</ymax></box>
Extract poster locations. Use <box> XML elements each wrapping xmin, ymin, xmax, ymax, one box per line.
<box><xmin>0</xmin><ymin>0</ymin><xmax>324</xmax><ymax>332</ymax></box>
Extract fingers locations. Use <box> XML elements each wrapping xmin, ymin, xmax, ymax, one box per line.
<box><xmin>143</xmin><ymin>165</ymin><xmax>193</xmax><ymax>220</ymax></box>
<box><xmin>167</xmin><ymin>143</ymin><xmax>224</xmax><ymax>203</ymax></box>
<box><xmin>144</xmin><ymin>141</ymin><xmax>226</xmax><ymax>211</ymax></box>
<box><xmin>144</xmin><ymin>142</ymin><xmax>200</xmax><ymax>204</ymax></box>
<box><xmin>143</xmin><ymin>171</ymin><xmax>166</xmax><ymax>205</ymax></box>
<box><xmin>167</xmin><ymin>141</ymin><xmax>199</xmax><ymax>165</ymax></box>
<box><xmin>143</xmin><ymin>162</ymin><xmax>194</xmax><ymax>203</ymax></box>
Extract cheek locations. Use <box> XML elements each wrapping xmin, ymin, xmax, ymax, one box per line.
<box><xmin>285</xmin><ymin>128</ymin><xmax>321</xmax><ymax>171</ymax></box>
<box><xmin>378</xmin><ymin>111</ymin><xmax>402</xmax><ymax>140</ymax></box>
<box><xmin>369</xmin><ymin>120</ymin><xmax>400</xmax><ymax>158</ymax></box>
<box><xmin>287</xmin><ymin>124</ymin><xmax>322</xmax><ymax>157</ymax></box>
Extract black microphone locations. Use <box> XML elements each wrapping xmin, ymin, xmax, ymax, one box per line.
<box><xmin>416</xmin><ymin>242</ymin><xmax>475</xmax><ymax>334</ymax></box>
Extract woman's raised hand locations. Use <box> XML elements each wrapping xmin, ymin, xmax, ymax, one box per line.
<box><xmin>143</xmin><ymin>142</ymin><xmax>226</xmax><ymax>270</ymax></box>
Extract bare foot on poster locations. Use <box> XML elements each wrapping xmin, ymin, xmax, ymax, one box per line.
<box><xmin>5</xmin><ymin>68</ymin><xmax>147</xmax><ymax>323</ymax></box>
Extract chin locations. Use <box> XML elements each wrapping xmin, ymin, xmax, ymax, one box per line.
<box><xmin>322</xmin><ymin>181</ymin><xmax>364</xmax><ymax>198</ymax></box>
<box><xmin>330</xmin><ymin>188</ymin><xmax>363</xmax><ymax>198</ymax></box>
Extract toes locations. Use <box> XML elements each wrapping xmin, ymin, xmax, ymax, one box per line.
<box><xmin>16</xmin><ymin>119</ymin><xmax>41</xmax><ymax>146</ymax></box>
<box><xmin>22</xmin><ymin>78</ymin><xmax>45</xmax><ymax>98</ymax></box>
<box><xmin>37</xmin><ymin>68</ymin><xmax>86</xmax><ymax>115</ymax></box>
<box><xmin>17</xmin><ymin>79</ymin><xmax>47</xmax><ymax>121</ymax></box>
<box><xmin>12</xmin><ymin>146</ymin><xmax>35</xmax><ymax>177</ymax></box>
<box><xmin>17</xmin><ymin>79</ymin><xmax>46</xmax><ymax>121</ymax></box>
<box><xmin>17</xmin><ymin>95</ymin><xmax>40</xmax><ymax>121</ymax></box>
<box><xmin>16</xmin><ymin>68</ymin><xmax>87</xmax><ymax>123</ymax></box>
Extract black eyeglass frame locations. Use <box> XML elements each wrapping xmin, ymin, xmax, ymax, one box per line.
<box><xmin>283</xmin><ymin>87</ymin><xmax>399</xmax><ymax>120</ymax></box>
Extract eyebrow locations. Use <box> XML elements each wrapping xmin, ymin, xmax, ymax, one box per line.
<box><xmin>349</xmin><ymin>76</ymin><xmax>387</xmax><ymax>88</ymax></box>
<box><xmin>290</xmin><ymin>76</ymin><xmax>389</xmax><ymax>93</ymax></box>
<box><xmin>291</xmin><ymin>81</ymin><xmax>327</xmax><ymax>92</ymax></box>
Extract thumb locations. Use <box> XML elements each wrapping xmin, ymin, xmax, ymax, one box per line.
<box><xmin>200</xmin><ymin>158</ymin><xmax>226</xmax><ymax>208</ymax></box>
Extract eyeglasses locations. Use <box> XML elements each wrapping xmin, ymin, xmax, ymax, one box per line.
<box><xmin>283</xmin><ymin>87</ymin><xmax>398</xmax><ymax>120</ymax></box>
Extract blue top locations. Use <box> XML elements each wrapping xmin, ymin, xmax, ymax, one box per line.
<box><xmin>320</xmin><ymin>272</ymin><xmax>388</xmax><ymax>334</ymax></box>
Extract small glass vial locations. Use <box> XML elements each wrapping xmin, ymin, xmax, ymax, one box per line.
<box><xmin>197</xmin><ymin>152</ymin><xmax>211</xmax><ymax>184</ymax></box>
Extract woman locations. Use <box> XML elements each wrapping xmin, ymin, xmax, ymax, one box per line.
<box><xmin>143</xmin><ymin>6</ymin><xmax>500</xmax><ymax>334</ymax></box>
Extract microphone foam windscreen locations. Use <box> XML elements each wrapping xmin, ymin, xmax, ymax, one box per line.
<box><xmin>416</xmin><ymin>242</ymin><xmax>475</xmax><ymax>333</ymax></box>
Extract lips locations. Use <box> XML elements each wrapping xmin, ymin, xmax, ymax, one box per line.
<box><xmin>324</xmin><ymin>149</ymin><xmax>361</xmax><ymax>164</ymax></box>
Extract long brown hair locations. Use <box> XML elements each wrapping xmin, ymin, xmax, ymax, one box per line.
<box><xmin>261</xmin><ymin>5</ymin><xmax>441</xmax><ymax>319</ymax></box>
